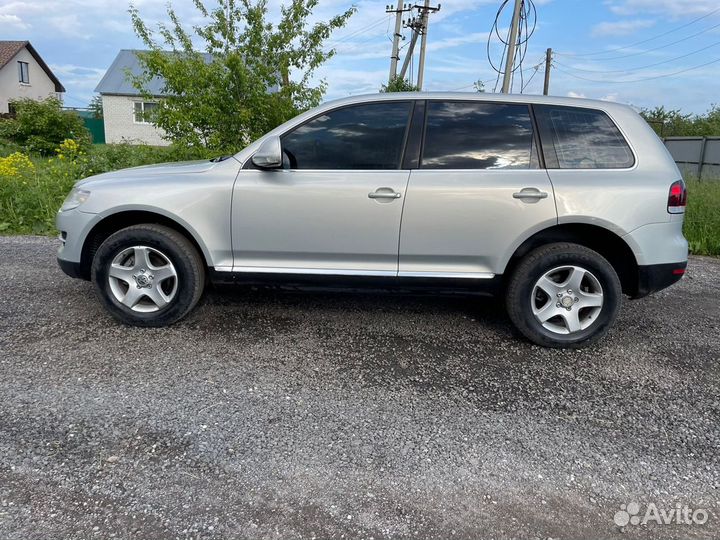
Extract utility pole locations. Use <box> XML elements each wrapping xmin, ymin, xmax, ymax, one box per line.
<box><xmin>386</xmin><ymin>1</ymin><xmax>407</xmax><ymax>82</ymax></box>
<box><xmin>543</xmin><ymin>47</ymin><xmax>552</xmax><ymax>95</ymax></box>
<box><xmin>501</xmin><ymin>0</ymin><xmax>523</xmax><ymax>94</ymax></box>
<box><xmin>398</xmin><ymin>26</ymin><xmax>420</xmax><ymax>79</ymax></box>
<box><xmin>416</xmin><ymin>0</ymin><xmax>431</xmax><ymax>89</ymax></box>
<box><xmin>394</xmin><ymin>2</ymin><xmax>440</xmax><ymax>86</ymax></box>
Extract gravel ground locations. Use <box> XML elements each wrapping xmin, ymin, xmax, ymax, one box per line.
<box><xmin>0</xmin><ymin>235</ymin><xmax>718</xmax><ymax>540</ymax></box>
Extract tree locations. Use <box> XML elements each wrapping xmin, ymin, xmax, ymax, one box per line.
<box><xmin>88</xmin><ymin>95</ymin><xmax>103</xmax><ymax>119</ymax></box>
<box><xmin>640</xmin><ymin>105</ymin><xmax>720</xmax><ymax>137</ymax></box>
<box><xmin>380</xmin><ymin>76</ymin><xmax>420</xmax><ymax>93</ymax></box>
<box><xmin>473</xmin><ymin>80</ymin><xmax>485</xmax><ymax>93</ymax></box>
<box><xmin>129</xmin><ymin>0</ymin><xmax>355</xmax><ymax>152</ymax></box>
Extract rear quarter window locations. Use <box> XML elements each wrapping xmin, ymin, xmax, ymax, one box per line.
<box><xmin>535</xmin><ymin>105</ymin><xmax>635</xmax><ymax>169</ymax></box>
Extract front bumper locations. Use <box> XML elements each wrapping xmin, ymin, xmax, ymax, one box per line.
<box><xmin>56</xmin><ymin>208</ymin><xmax>97</xmax><ymax>280</ymax></box>
<box><xmin>634</xmin><ymin>261</ymin><xmax>687</xmax><ymax>298</ymax></box>
<box><xmin>57</xmin><ymin>257</ymin><xmax>85</xmax><ymax>279</ymax></box>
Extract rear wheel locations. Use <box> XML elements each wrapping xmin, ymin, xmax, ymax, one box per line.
<box><xmin>91</xmin><ymin>224</ymin><xmax>205</xmax><ymax>326</ymax></box>
<box><xmin>506</xmin><ymin>243</ymin><xmax>621</xmax><ymax>348</ymax></box>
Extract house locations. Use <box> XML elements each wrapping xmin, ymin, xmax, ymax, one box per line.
<box><xmin>0</xmin><ymin>41</ymin><xmax>65</xmax><ymax>114</ymax></box>
<box><xmin>94</xmin><ymin>50</ymin><xmax>170</xmax><ymax>146</ymax></box>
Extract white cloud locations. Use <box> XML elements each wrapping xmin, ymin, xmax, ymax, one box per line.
<box><xmin>591</xmin><ymin>19</ymin><xmax>656</xmax><ymax>37</ymax></box>
<box><xmin>427</xmin><ymin>31</ymin><xmax>491</xmax><ymax>52</ymax></box>
<box><xmin>567</xmin><ymin>91</ymin><xmax>587</xmax><ymax>98</ymax></box>
<box><xmin>48</xmin><ymin>14</ymin><xmax>90</xmax><ymax>39</ymax></box>
<box><xmin>0</xmin><ymin>13</ymin><xmax>29</xmax><ymax>30</ymax></box>
<box><xmin>607</xmin><ymin>0</ymin><xmax>720</xmax><ymax>16</ymax></box>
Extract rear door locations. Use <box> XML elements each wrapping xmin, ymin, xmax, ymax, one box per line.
<box><xmin>399</xmin><ymin>100</ymin><xmax>557</xmax><ymax>277</ymax></box>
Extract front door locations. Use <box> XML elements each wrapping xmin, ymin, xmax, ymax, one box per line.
<box><xmin>399</xmin><ymin>100</ymin><xmax>557</xmax><ymax>277</ymax></box>
<box><xmin>231</xmin><ymin>101</ymin><xmax>413</xmax><ymax>275</ymax></box>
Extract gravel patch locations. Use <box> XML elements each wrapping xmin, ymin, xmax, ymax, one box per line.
<box><xmin>0</xmin><ymin>236</ymin><xmax>718</xmax><ymax>539</ymax></box>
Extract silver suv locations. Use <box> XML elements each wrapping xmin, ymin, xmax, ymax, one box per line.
<box><xmin>56</xmin><ymin>93</ymin><xmax>688</xmax><ymax>347</ymax></box>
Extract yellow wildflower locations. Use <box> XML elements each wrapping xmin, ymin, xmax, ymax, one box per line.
<box><xmin>0</xmin><ymin>152</ymin><xmax>35</xmax><ymax>177</ymax></box>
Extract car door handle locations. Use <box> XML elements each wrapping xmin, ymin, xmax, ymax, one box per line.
<box><xmin>368</xmin><ymin>189</ymin><xmax>402</xmax><ymax>200</ymax></box>
<box><xmin>513</xmin><ymin>188</ymin><xmax>548</xmax><ymax>201</ymax></box>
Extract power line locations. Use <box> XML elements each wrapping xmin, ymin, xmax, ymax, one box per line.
<box><xmin>487</xmin><ymin>0</ymin><xmax>538</xmax><ymax>93</ymax></box>
<box><xmin>553</xmin><ymin>39</ymin><xmax>720</xmax><ymax>74</ymax></box>
<box><xmin>553</xmin><ymin>56</ymin><xmax>720</xmax><ymax>84</ymax></box>
<box><xmin>555</xmin><ymin>6</ymin><xmax>720</xmax><ymax>57</ymax></box>
<box><xmin>580</xmin><ymin>20</ymin><xmax>720</xmax><ymax>61</ymax></box>
<box><xmin>327</xmin><ymin>16</ymin><xmax>390</xmax><ymax>46</ymax></box>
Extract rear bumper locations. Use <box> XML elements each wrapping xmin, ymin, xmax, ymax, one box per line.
<box><xmin>634</xmin><ymin>261</ymin><xmax>687</xmax><ymax>298</ymax></box>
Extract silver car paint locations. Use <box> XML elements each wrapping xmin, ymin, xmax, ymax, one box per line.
<box><xmin>56</xmin><ymin>91</ymin><xmax>688</xmax><ymax>278</ymax></box>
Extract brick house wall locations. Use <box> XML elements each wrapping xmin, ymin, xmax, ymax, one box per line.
<box><xmin>101</xmin><ymin>94</ymin><xmax>169</xmax><ymax>146</ymax></box>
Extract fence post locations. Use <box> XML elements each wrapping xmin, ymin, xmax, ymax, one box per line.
<box><xmin>697</xmin><ymin>137</ymin><xmax>708</xmax><ymax>180</ymax></box>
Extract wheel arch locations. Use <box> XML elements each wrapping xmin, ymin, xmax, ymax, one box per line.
<box><xmin>78</xmin><ymin>208</ymin><xmax>212</xmax><ymax>280</ymax></box>
<box><xmin>502</xmin><ymin>223</ymin><xmax>640</xmax><ymax>296</ymax></box>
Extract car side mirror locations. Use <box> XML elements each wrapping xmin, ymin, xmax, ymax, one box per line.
<box><xmin>251</xmin><ymin>136</ymin><xmax>283</xmax><ymax>169</ymax></box>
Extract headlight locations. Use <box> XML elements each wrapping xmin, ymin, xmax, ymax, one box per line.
<box><xmin>60</xmin><ymin>188</ymin><xmax>90</xmax><ymax>212</ymax></box>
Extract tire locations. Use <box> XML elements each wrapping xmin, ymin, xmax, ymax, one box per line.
<box><xmin>91</xmin><ymin>224</ymin><xmax>205</xmax><ymax>327</ymax></box>
<box><xmin>505</xmin><ymin>243</ymin><xmax>622</xmax><ymax>348</ymax></box>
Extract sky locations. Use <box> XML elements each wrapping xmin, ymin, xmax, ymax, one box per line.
<box><xmin>2</xmin><ymin>0</ymin><xmax>719</xmax><ymax>113</ymax></box>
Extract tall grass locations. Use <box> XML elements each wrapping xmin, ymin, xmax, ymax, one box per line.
<box><xmin>684</xmin><ymin>178</ymin><xmax>720</xmax><ymax>257</ymax></box>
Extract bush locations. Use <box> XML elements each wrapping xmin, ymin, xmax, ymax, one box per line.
<box><xmin>1</xmin><ymin>98</ymin><xmax>90</xmax><ymax>156</ymax></box>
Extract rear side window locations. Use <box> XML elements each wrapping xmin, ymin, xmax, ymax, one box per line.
<box><xmin>421</xmin><ymin>101</ymin><xmax>538</xmax><ymax>169</ymax></box>
<box><xmin>535</xmin><ymin>105</ymin><xmax>634</xmax><ymax>169</ymax></box>
<box><xmin>281</xmin><ymin>101</ymin><xmax>411</xmax><ymax>170</ymax></box>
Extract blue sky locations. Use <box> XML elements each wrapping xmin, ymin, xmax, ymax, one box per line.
<box><xmin>2</xmin><ymin>0</ymin><xmax>719</xmax><ymax>113</ymax></box>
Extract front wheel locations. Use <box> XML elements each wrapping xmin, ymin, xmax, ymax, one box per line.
<box><xmin>91</xmin><ymin>224</ymin><xmax>205</xmax><ymax>327</ymax></box>
<box><xmin>506</xmin><ymin>243</ymin><xmax>622</xmax><ymax>348</ymax></box>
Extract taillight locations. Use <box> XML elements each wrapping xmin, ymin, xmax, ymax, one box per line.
<box><xmin>667</xmin><ymin>180</ymin><xmax>687</xmax><ymax>214</ymax></box>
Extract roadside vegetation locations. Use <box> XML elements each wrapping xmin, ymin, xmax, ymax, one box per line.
<box><xmin>0</xmin><ymin>138</ymin><xmax>211</xmax><ymax>235</ymax></box>
<box><xmin>640</xmin><ymin>105</ymin><xmax>720</xmax><ymax>137</ymax></box>
<box><xmin>684</xmin><ymin>179</ymin><xmax>720</xmax><ymax>257</ymax></box>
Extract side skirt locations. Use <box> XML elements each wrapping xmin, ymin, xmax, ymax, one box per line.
<box><xmin>208</xmin><ymin>269</ymin><xmax>504</xmax><ymax>297</ymax></box>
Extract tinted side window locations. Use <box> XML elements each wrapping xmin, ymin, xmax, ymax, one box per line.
<box><xmin>535</xmin><ymin>105</ymin><xmax>634</xmax><ymax>169</ymax></box>
<box><xmin>421</xmin><ymin>101</ymin><xmax>537</xmax><ymax>169</ymax></box>
<box><xmin>281</xmin><ymin>102</ymin><xmax>411</xmax><ymax>170</ymax></box>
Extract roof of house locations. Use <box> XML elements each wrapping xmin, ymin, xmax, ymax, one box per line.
<box><xmin>95</xmin><ymin>49</ymin><xmax>213</xmax><ymax>96</ymax></box>
<box><xmin>0</xmin><ymin>40</ymin><xmax>65</xmax><ymax>93</ymax></box>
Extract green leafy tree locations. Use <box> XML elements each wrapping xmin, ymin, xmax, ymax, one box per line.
<box><xmin>640</xmin><ymin>105</ymin><xmax>720</xmax><ymax>137</ymax></box>
<box><xmin>380</xmin><ymin>76</ymin><xmax>419</xmax><ymax>92</ymax></box>
<box><xmin>0</xmin><ymin>98</ymin><xmax>90</xmax><ymax>155</ymax></box>
<box><xmin>88</xmin><ymin>95</ymin><xmax>104</xmax><ymax>119</ymax></box>
<box><xmin>129</xmin><ymin>0</ymin><xmax>355</xmax><ymax>152</ymax></box>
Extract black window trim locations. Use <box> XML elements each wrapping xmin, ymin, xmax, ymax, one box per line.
<box><xmin>533</xmin><ymin>104</ymin><xmax>637</xmax><ymax>170</ymax></box>
<box><xmin>528</xmin><ymin>104</ymin><xmax>547</xmax><ymax>170</ymax></box>
<box><xmin>278</xmin><ymin>99</ymin><xmax>415</xmax><ymax>171</ymax></box>
<box><xmin>18</xmin><ymin>61</ymin><xmax>30</xmax><ymax>84</ymax></box>
<box><xmin>418</xmin><ymin>99</ymin><xmax>540</xmax><ymax>171</ymax></box>
<box><xmin>401</xmin><ymin>99</ymin><xmax>426</xmax><ymax>169</ymax></box>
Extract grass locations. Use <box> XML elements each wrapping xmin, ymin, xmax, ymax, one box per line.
<box><xmin>1</xmin><ymin>143</ymin><xmax>719</xmax><ymax>256</ymax></box>
<box><xmin>684</xmin><ymin>178</ymin><xmax>720</xmax><ymax>257</ymax></box>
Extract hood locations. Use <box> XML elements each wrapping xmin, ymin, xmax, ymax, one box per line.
<box><xmin>76</xmin><ymin>159</ymin><xmax>222</xmax><ymax>187</ymax></box>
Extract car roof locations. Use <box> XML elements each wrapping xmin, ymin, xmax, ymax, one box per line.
<box><xmin>318</xmin><ymin>91</ymin><xmax>636</xmax><ymax>115</ymax></box>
